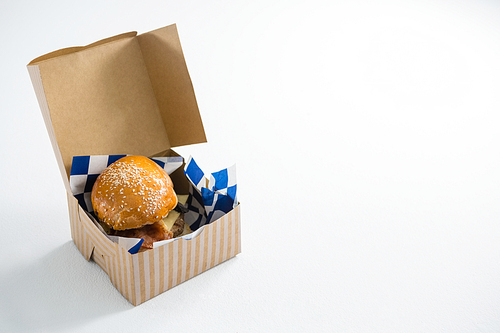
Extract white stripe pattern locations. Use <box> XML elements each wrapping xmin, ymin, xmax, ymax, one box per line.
<box><xmin>68</xmin><ymin>187</ymin><xmax>241</xmax><ymax>306</ymax></box>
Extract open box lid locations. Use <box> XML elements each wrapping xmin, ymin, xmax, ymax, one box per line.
<box><xmin>27</xmin><ymin>24</ymin><xmax>206</xmax><ymax>192</ymax></box>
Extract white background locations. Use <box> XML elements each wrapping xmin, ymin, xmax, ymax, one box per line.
<box><xmin>1</xmin><ymin>0</ymin><xmax>500</xmax><ymax>332</ymax></box>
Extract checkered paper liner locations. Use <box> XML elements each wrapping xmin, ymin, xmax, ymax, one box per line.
<box><xmin>69</xmin><ymin>154</ymin><xmax>237</xmax><ymax>254</ymax></box>
<box><xmin>69</xmin><ymin>155</ymin><xmax>184</xmax><ymax>253</ymax></box>
<box><xmin>183</xmin><ymin>156</ymin><xmax>237</xmax><ymax>227</ymax></box>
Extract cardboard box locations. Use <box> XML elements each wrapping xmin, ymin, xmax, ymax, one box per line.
<box><xmin>27</xmin><ymin>24</ymin><xmax>241</xmax><ymax>305</ymax></box>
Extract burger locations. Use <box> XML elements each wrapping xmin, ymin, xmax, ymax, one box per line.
<box><xmin>91</xmin><ymin>155</ymin><xmax>189</xmax><ymax>249</ymax></box>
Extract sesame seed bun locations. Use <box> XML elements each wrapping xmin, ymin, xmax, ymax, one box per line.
<box><xmin>91</xmin><ymin>155</ymin><xmax>178</xmax><ymax>231</ymax></box>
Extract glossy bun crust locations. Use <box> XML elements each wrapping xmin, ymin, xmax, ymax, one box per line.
<box><xmin>91</xmin><ymin>155</ymin><xmax>178</xmax><ymax>231</ymax></box>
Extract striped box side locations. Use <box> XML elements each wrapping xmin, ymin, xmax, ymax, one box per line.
<box><xmin>128</xmin><ymin>204</ymin><xmax>241</xmax><ymax>305</ymax></box>
<box><xmin>69</xmin><ymin>192</ymin><xmax>240</xmax><ymax>306</ymax></box>
<box><xmin>78</xmin><ymin>206</ymin><xmax>117</xmax><ymax>257</ymax></box>
<box><xmin>67</xmin><ymin>192</ymin><xmax>93</xmax><ymax>260</ymax></box>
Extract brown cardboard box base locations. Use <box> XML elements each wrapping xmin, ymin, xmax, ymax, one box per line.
<box><xmin>69</xmin><ymin>192</ymin><xmax>240</xmax><ymax>305</ymax></box>
<box><xmin>28</xmin><ymin>24</ymin><xmax>241</xmax><ymax>305</ymax></box>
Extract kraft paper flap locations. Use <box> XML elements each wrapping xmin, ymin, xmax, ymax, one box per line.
<box><xmin>138</xmin><ymin>25</ymin><xmax>206</xmax><ymax>148</ymax></box>
<box><xmin>28</xmin><ymin>24</ymin><xmax>206</xmax><ymax>181</ymax></box>
<box><xmin>28</xmin><ymin>32</ymin><xmax>138</xmax><ymax>65</ymax></box>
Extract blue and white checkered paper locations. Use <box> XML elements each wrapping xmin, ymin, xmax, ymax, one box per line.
<box><xmin>183</xmin><ymin>156</ymin><xmax>237</xmax><ymax>228</ymax></box>
<box><xmin>69</xmin><ymin>154</ymin><xmax>183</xmax><ymax>253</ymax></box>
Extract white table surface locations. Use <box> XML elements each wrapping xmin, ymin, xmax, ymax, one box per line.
<box><xmin>2</xmin><ymin>0</ymin><xmax>500</xmax><ymax>332</ymax></box>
